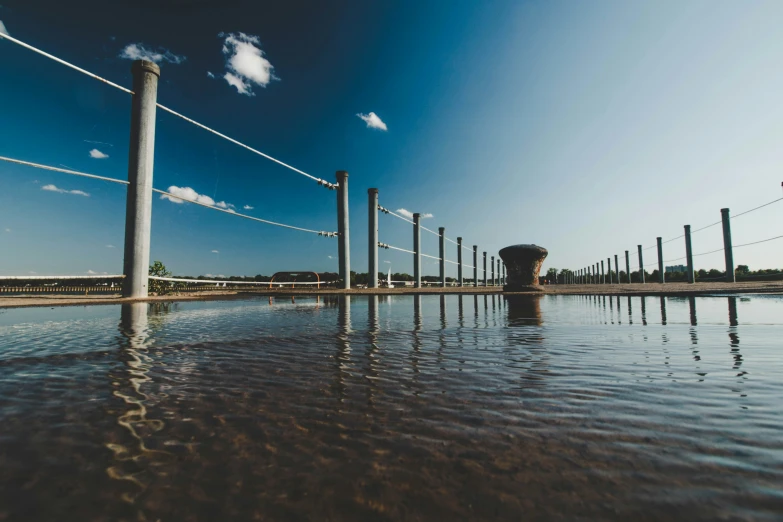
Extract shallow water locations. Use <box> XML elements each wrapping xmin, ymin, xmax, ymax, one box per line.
<box><xmin>0</xmin><ymin>294</ymin><xmax>781</xmax><ymax>521</ymax></box>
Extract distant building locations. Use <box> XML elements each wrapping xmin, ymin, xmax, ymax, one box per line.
<box><xmin>665</xmin><ymin>265</ymin><xmax>687</xmax><ymax>274</ymax></box>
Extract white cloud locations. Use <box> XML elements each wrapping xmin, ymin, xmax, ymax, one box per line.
<box><xmin>106</xmin><ymin>244</ymin><xmax>115</xmax><ymax>248</ymax></box>
<box><xmin>421</xmin><ymin>213</ymin><xmax>434</xmax><ymax>219</ymax></box>
<box><xmin>328</xmin><ymin>255</ymin><xmax>334</xmax><ymax>259</ymax></box>
<box><xmin>4</xmin><ymin>228</ymin><xmax>10</xmax><ymax>233</ymax></box>
<box><xmin>119</xmin><ymin>43</ymin><xmax>185</xmax><ymax>64</ymax></box>
<box><xmin>219</xmin><ymin>32</ymin><xmax>277</xmax><ymax>96</ymax></box>
<box><xmin>357</xmin><ymin>112</ymin><xmax>388</xmax><ymax>131</ymax></box>
<box><xmin>86</xmin><ymin>270</ymin><xmax>97</xmax><ymax>275</ymax></box>
<box><xmin>207</xmin><ymin>71</ymin><xmax>215</xmax><ymax>79</ymax></box>
<box><xmin>396</xmin><ymin>208</ymin><xmax>433</xmax><ymax>220</ymax></box>
<box><xmin>0</xmin><ymin>20</ymin><xmax>9</xmax><ymax>36</ymax></box>
<box><xmin>383</xmin><ymin>260</ymin><xmax>391</xmax><ymax>264</ymax></box>
<box><xmin>42</xmin><ymin>184</ymin><xmax>90</xmax><ymax>197</ymax></box>
<box><xmin>89</xmin><ymin>148</ymin><xmax>109</xmax><ymax>159</ymax></box>
<box><xmin>211</xmin><ymin>250</ymin><xmax>220</xmax><ymax>254</ymax></box>
<box><xmin>243</xmin><ymin>204</ymin><xmax>254</xmax><ymax>210</ymax></box>
<box><xmin>161</xmin><ymin>186</ymin><xmax>237</xmax><ymax>213</ymax></box>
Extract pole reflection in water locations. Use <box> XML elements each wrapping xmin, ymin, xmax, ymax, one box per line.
<box><xmin>473</xmin><ymin>295</ymin><xmax>479</xmax><ymax>328</ymax></box>
<box><xmin>365</xmin><ymin>296</ymin><xmax>380</xmax><ymax>409</ymax></box>
<box><xmin>334</xmin><ymin>296</ymin><xmax>352</xmax><ymax>404</ymax></box>
<box><xmin>728</xmin><ymin>297</ymin><xmax>743</xmax><ymax>374</ymax></box>
<box><xmin>410</xmin><ymin>295</ymin><xmax>422</xmax><ymax>381</ymax></box>
<box><xmin>640</xmin><ymin>296</ymin><xmax>647</xmax><ymax>326</ymax></box>
<box><xmin>617</xmin><ymin>296</ymin><xmax>621</xmax><ymax>324</ymax></box>
<box><xmin>609</xmin><ymin>295</ymin><xmax>614</xmax><ymax>324</ymax></box>
<box><xmin>627</xmin><ymin>296</ymin><xmax>633</xmax><ymax>325</ymax></box>
<box><xmin>440</xmin><ymin>295</ymin><xmax>447</xmax><ymax>330</ymax></box>
<box><xmin>458</xmin><ymin>295</ymin><xmax>464</xmax><ymax>328</ymax></box>
<box><xmin>689</xmin><ymin>296</ymin><xmax>697</xmax><ymax>326</ymax></box>
<box><xmin>109</xmin><ymin>303</ymin><xmax>171</xmax><ymax>505</ymax></box>
<box><xmin>660</xmin><ymin>296</ymin><xmax>667</xmax><ymax>326</ymax></box>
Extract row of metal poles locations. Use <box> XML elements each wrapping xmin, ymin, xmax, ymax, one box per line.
<box><xmin>368</xmin><ymin>189</ymin><xmax>506</xmax><ymax>288</ymax></box>
<box><xmin>566</xmin><ymin>208</ymin><xmax>736</xmax><ymax>285</ymax></box>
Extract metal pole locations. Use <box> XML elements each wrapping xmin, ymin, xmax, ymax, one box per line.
<box><xmin>497</xmin><ymin>259</ymin><xmax>500</xmax><ymax>287</ymax></box>
<box><xmin>721</xmin><ymin>208</ymin><xmax>735</xmax><ymax>283</ymax></box>
<box><xmin>473</xmin><ymin>246</ymin><xmax>478</xmax><ymax>287</ymax></box>
<box><xmin>457</xmin><ymin>237</ymin><xmax>463</xmax><ymax>287</ymax></box>
<box><xmin>123</xmin><ymin>60</ymin><xmax>160</xmax><ymax>299</ymax></box>
<box><xmin>601</xmin><ymin>260</ymin><xmax>605</xmax><ymax>284</ymax></box>
<box><xmin>368</xmin><ymin>188</ymin><xmax>378</xmax><ymax>288</ymax></box>
<box><xmin>614</xmin><ymin>255</ymin><xmax>619</xmax><ymax>285</ymax></box>
<box><xmin>336</xmin><ymin>170</ymin><xmax>350</xmax><ymax>289</ymax></box>
<box><xmin>413</xmin><ymin>213</ymin><xmax>421</xmax><ymax>288</ymax></box>
<box><xmin>607</xmin><ymin>257</ymin><xmax>612</xmax><ymax>284</ymax></box>
<box><xmin>491</xmin><ymin>256</ymin><xmax>495</xmax><ymax>286</ymax></box>
<box><xmin>625</xmin><ymin>251</ymin><xmax>631</xmax><ymax>284</ymax></box>
<box><xmin>483</xmin><ymin>252</ymin><xmax>487</xmax><ymax>286</ymax></box>
<box><xmin>439</xmin><ymin>227</ymin><xmax>446</xmax><ymax>287</ymax></box>
<box><xmin>637</xmin><ymin>245</ymin><xmax>645</xmax><ymax>284</ymax></box>
<box><xmin>684</xmin><ymin>225</ymin><xmax>695</xmax><ymax>284</ymax></box>
<box><xmin>657</xmin><ymin>237</ymin><xmax>664</xmax><ymax>284</ymax></box>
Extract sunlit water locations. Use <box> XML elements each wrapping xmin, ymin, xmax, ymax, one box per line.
<box><xmin>0</xmin><ymin>294</ymin><xmax>781</xmax><ymax>521</ymax></box>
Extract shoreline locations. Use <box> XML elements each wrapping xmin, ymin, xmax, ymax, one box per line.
<box><xmin>1</xmin><ymin>281</ymin><xmax>782</xmax><ymax>309</ymax></box>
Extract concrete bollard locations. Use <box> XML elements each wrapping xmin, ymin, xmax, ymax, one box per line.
<box><xmin>368</xmin><ymin>188</ymin><xmax>378</xmax><ymax>288</ymax></box>
<box><xmin>684</xmin><ymin>225</ymin><xmax>695</xmax><ymax>284</ymax></box>
<box><xmin>457</xmin><ymin>237</ymin><xmax>463</xmax><ymax>287</ymax></box>
<box><xmin>625</xmin><ymin>251</ymin><xmax>631</xmax><ymax>284</ymax></box>
<box><xmin>439</xmin><ymin>227</ymin><xmax>446</xmax><ymax>287</ymax></box>
<box><xmin>657</xmin><ymin>237</ymin><xmax>664</xmax><ymax>284</ymax></box>
<box><xmin>413</xmin><ymin>213</ymin><xmax>421</xmax><ymax>288</ymax></box>
<box><xmin>721</xmin><ymin>208</ymin><xmax>735</xmax><ymax>283</ymax></box>
<box><xmin>637</xmin><ymin>245</ymin><xmax>645</xmax><ymax>284</ymax></box>
<box><xmin>123</xmin><ymin>60</ymin><xmax>160</xmax><ymax>299</ymax></box>
<box><xmin>473</xmin><ymin>246</ymin><xmax>478</xmax><ymax>287</ymax></box>
<box><xmin>336</xmin><ymin>171</ymin><xmax>350</xmax><ymax>289</ymax></box>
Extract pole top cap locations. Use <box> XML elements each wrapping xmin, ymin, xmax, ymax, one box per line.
<box><xmin>439</xmin><ymin>227</ymin><xmax>445</xmax><ymax>232</ymax></box>
<box><xmin>131</xmin><ymin>60</ymin><xmax>160</xmax><ymax>77</ymax></box>
<box><xmin>368</xmin><ymin>188</ymin><xmax>378</xmax><ymax>194</ymax></box>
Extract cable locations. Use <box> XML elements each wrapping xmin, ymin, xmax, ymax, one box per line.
<box><xmin>661</xmin><ymin>234</ymin><xmax>684</xmax><ymax>245</ymax></box>
<box><xmin>0</xmin><ymin>32</ymin><xmax>134</xmax><ymax>94</ymax></box>
<box><xmin>732</xmin><ymin>197</ymin><xmax>783</xmax><ymax>220</ymax></box>
<box><xmin>420</xmin><ymin>225</ymin><xmax>440</xmax><ymax>237</ymax></box>
<box><xmin>421</xmin><ymin>253</ymin><xmax>441</xmax><ymax>261</ymax></box>
<box><xmin>0</xmin><ymin>274</ymin><xmax>124</xmax><ymax>280</ymax></box>
<box><xmin>155</xmin><ymin>104</ymin><xmax>337</xmax><ymax>190</ymax></box>
<box><xmin>693</xmin><ymin>247</ymin><xmax>724</xmax><ymax>257</ymax></box>
<box><xmin>445</xmin><ymin>237</ymin><xmax>459</xmax><ymax>246</ymax></box>
<box><xmin>691</xmin><ymin>220</ymin><xmax>722</xmax><ymax>234</ymax></box>
<box><xmin>384</xmin><ymin>210</ymin><xmax>415</xmax><ymax>225</ymax></box>
<box><xmin>444</xmin><ymin>259</ymin><xmax>459</xmax><ymax>265</ymax></box>
<box><xmin>152</xmin><ymin>188</ymin><xmax>336</xmax><ymax>236</ymax></box>
<box><xmin>734</xmin><ymin>234</ymin><xmax>783</xmax><ymax>248</ymax></box>
<box><xmin>378</xmin><ymin>243</ymin><xmax>416</xmax><ymax>255</ymax></box>
<box><xmin>0</xmin><ymin>156</ymin><xmax>129</xmax><ymax>185</ymax></box>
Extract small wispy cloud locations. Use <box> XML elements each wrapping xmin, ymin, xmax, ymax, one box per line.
<box><xmin>218</xmin><ymin>32</ymin><xmax>277</xmax><ymax>96</ymax></box>
<box><xmin>84</xmin><ymin>140</ymin><xmax>113</xmax><ymax>147</ymax></box>
<box><xmin>396</xmin><ymin>208</ymin><xmax>433</xmax><ymax>220</ymax></box>
<box><xmin>86</xmin><ymin>270</ymin><xmax>97</xmax><ymax>275</ymax></box>
<box><xmin>328</xmin><ymin>255</ymin><xmax>334</xmax><ymax>259</ymax></box>
<box><xmin>243</xmin><ymin>204</ymin><xmax>254</xmax><ymax>210</ymax></box>
<box><xmin>357</xmin><ymin>112</ymin><xmax>387</xmax><ymax>131</ymax></box>
<box><xmin>42</xmin><ymin>184</ymin><xmax>89</xmax><ymax>197</ymax></box>
<box><xmin>89</xmin><ymin>148</ymin><xmax>109</xmax><ymax>159</ymax></box>
<box><xmin>4</xmin><ymin>228</ymin><xmax>10</xmax><ymax>233</ymax></box>
<box><xmin>119</xmin><ymin>43</ymin><xmax>185</xmax><ymax>64</ymax></box>
<box><xmin>207</xmin><ymin>71</ymin><xmax>215</xmax><ymax>79</ymax></box>
<box><xmin>383</xmin><ymin>260</ymin><xmax>391</xmax><ymax>264</ymax></box>
<box><xmin>211</xmin><ymin>250</ymin><xmax>220</xmax><ymax>254</ymax></box>
<box><xmin>106</xmin><ymin>244</ymin><xmax>115</xmax><ymax>248</ymax></box>
<box><xmin>28</xmin><ymin>271</ymin><xmax>36</xmax><ymax>274</ymax></box>
<box><xmin>160</xmin><ymin>186</ymin><xmax>235</xmax><ymax>212</ymax></box>
<box><xmin>0</xmin><ymin>20</ymin><xmax>9</xmax><ymax>36</ymax></box>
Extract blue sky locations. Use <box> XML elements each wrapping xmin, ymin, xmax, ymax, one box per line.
<box><xmin>1</xmin><ymin>0</ymin><xmax>782</xmax><ymax>278</ymax></box>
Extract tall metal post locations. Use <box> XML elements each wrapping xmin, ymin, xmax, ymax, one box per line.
<box><xmin>336</xmin><ymin>171</ymin><xmax>350</xmax><ymax>289</ymax></box>
<box><xmin>607</xmin><ymin>257</ymin><xmax>612</xmax><ymax>284</ymax></box>
<box><xmin>413</xmin><ymin>213</ymin><xmax>421</xmax><ymax>288</ymax></box>
<box><xmin>656</xmin><ymin>237</ymin><xmax>664</xmax><ymax>284</ymax></box>
<box><xmin>502</xmin><ymin>263</ymin><xmax>506</xmax><ymax>285</ymax></box>
<box><xmin>439</xmin><ymin>227</ymin><xmax>446</xmax><ymax>287</ymax></box>
<box><xmin>483</xmin><ymin>252</ymin><xmax>487</xmax><ymax>286</ymax></box>
<box><xmin>625</xmin><ymin>251</ymin><xmax>631</xmax><ymax>284</ymax></box>
<box><xmin>721</xmin><ymin>208</ymin><xmax>735</xmax><ymax>283</ymax></box>
<box><xmin>601</xmin><ymin>260</ymin><xmax>605</xmax><ymax>284</ymax></box>
<box><xmin>637</xmin><ymin>245</ymin><xmax>645</xmax><ymax>284</ymax></box>
<box><xmin>684</xmin><ymin>225</ymin><xmax>695</xmax><ymax>284</ymax></box>
<box><xmin>497</xmin><ymin>259</ymin><xmax>501</xmax><ymax>286</ymax></box>
<box><xmin>123</xmin><ymin>60</ymin><xmax>160</xmax><ymax>299</ymax></box>
<box><xmin>457</xmin><ymin>237</ymin><xmax>463</xmax><ymax>287</ymax></box>
<box><xmin>367</xmin><ymin>188</ymin><xmax>378</xmax><ymax>288</ymax></box>
<box><xmin>473</xmin><ymin>246</ymin><xmax>478</xmax><ymax>287</ymax></box>
<box><xmin>614</xmin><ymin>255</ymin><xmax>619</xmax><ymax>285</ymax></box>
<box><xmin>491</xmin><ymin>256</ymin><xmax>495</xmax><ymax>286</ymax></box>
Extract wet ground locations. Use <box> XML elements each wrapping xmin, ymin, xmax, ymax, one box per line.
<box><xmin>0</xmin><ymin>294</ymin><xmax>781</xmax><ymax>521</ymax></box>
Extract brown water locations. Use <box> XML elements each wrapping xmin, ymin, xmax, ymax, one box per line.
<box><xmin>0</xmin><ymin>294</ymin><xmax>781</xmax><ymax>521</ymax></box>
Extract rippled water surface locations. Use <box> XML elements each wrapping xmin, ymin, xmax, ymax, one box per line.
<box><xmin>1</xmin><ymin>294</ymin><xmax>781</xmax><ymax>521</ymax></box>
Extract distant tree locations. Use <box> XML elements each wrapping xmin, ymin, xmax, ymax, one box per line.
<box><xmin>736</xmin><ymin>265</ymin><xmax>750</xmax><ymax>276</ymax></box>
<box><xmin>148</xmin><ymin>261</ymin><xmax>180</xmax><ymax>295</ymax></box>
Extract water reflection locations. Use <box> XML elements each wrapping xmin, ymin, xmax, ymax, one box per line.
<box><xmin>334</xmin><ymin>296</ymin><xmax>352</xmax><ymax>403</ymax></box>
<box><xmin>504</xmin><ymin>295</ymin><xmax>543</xmax><ymax>327</ymax></box>
<box><xmin>660</xmin><ymin>296</ymin><xmax>667</xmax><ymax>326</ymax></box>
